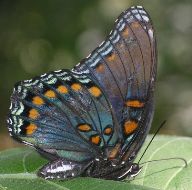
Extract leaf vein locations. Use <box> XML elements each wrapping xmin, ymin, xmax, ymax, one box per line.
<box><xmin>141</xmin><ymin>137</ymin><xmax>185</xmax><ymax>185</ymax></box>
<box><xmin>163</xmin><ymin>157</ymin><xmax>192</xmax><ymax>189</ymax></box>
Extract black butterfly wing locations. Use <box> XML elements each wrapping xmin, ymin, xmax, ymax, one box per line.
<box><xmin>7</xmin><ymin>68</ymin><xmax>119</xmax><ymax>162</ymax></box>
<box><xmin>72</xmin><ymin>6</ymin><xmax>157</xmax><ymax>160</ymax></box>
<box><xmin>119</xmin><ymin>6</ymin><xmax>157</xmax><ymax>161</ymax></box>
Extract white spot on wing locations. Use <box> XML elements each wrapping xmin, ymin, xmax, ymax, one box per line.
<box><xmin>90</xmin><ymin>57</ymin><xmax>100</xmax><ymax>67</ymax></box>
<box><xmin>32</xmin><ymin>80</ymin><xmax>39</xmax><ymax>85</ymax></box>
<box><xmin>119</xmin><ymin>22</ymin><xmax>126</xmax><ymax>31</ymax></box>
<box><xmin>16</xmin><ymin>102</ymin><xmax>24</xmax><ymax>115</ymax></box>
<box><xmin>112</xmin><ymin>34</ymin><xmax>120</xmax><ymax>43</ymax></box>
<box><xmin>132</xmin><ymin>9</ymin><xmax>138</xmax><ymax>14</ymax></box>
<box><xmin>54</xmin><ymin>69</ymin><xmax>62</xmax><ymax>73</ymax></box>
<box><xmin>71</xmin><ymin>69</ymin><xmax>89</xmax><ymax>74</ymax></box>
<box><xmin>47</xmin><ymin>78</ymin><xmax>57</xmax><ymax>84</ymax></box>
<box><xmin>47</xmin><ymin>165</ymin><xmax>72</xmax><ymax>173</ymax></box>
<box><xmin>100</xmin><ymin>45</ymin><xmax>113</xmax><ymax>56</ymax></box>
<box><xmin>99</xmin><ymin>41</ymin><xmax>110</xmax><ymax>51</ymax></box>
<box><xmin>86</xmin><ymin>54</ymin><xmax>91</xmax><ymax>58</ymax></box>
<box><xmin>139</xmin><ymin>10</ymin><xmax>147</xmax><ymax>15</ymax></box>
<box><xmin>148</xmin><ymin>29</ymin><xmax>154</xmax><ymax>40</ymax></box>
<box><xmin>135</xmin><ymin>14</ymin><xmax>142</xmax><ymax>21</ymax></box>
<box><xmin>99</xmin><ymin>41</ymin><xmax>105</xmax><ymax>47</ymax></box>
<box><xmin>41</xmin><ymin>73</ymin><xmax>47</xmax><ymax>77</ymax></box>
<box><xmin>9</xmin><ymin>102</ymin><xmax>13</xmax><ymax>110</ymax></box>
<box><xmin>142</xmin><ymin>15</ymin><xmax>149</xmax><ymax>22</ymax></box>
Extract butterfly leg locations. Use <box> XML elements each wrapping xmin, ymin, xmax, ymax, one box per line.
<box><xmin>91</xmin><ymin>162</ymin><xmax>141</xmax><ymax>180</ymax></box>
<box><xmin>38</xmin><ymin>158</ymin><xmax>91</xmax><ymax>180</ymax></box>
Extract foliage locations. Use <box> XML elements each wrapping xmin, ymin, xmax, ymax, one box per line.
<box><xmin>0</xmin><ymin>136</ymin><xmax>191</xmax><ymax>190</ymax></box>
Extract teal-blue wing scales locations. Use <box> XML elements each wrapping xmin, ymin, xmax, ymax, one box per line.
<box><xmin>7</xmin><ymin>69</ymin><xmax>118</xmax><ymax>161</ymax></box>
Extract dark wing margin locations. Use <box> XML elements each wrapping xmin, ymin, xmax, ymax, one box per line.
<box><xmin>120</xmin><ymin>6</ymin><xmax>157</xmax><ymax>160</ymax></box>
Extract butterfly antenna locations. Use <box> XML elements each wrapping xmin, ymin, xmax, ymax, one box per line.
<box><xmin>138</xmin><ymin>120</ymin><xmax>166</xmax><ymax>164</ymax></box>
<box><xmin>140</xmin><ymin>157</ymin><xmax>188</xmax><ymax>168</ymax></box>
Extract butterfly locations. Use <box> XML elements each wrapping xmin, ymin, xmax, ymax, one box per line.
<box><xmin>7</xmin><ymin>5</ymin><xmax>157</xmax><ymax>180</ymax></box>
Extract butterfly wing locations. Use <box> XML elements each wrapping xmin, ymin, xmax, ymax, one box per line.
<box><xmin>7</xmin><ymin>6</ymin><xmax>156</xmax><ymax>165</ymax></box>
<box><xmin>72</xmin><ymin>6</ymin><xmax>157</xmax><ymax>160</ymax></box>
<box><xmin>7</xmin><ymin>68</ymin><xmax>120</xmax><ymax>162</ymax></box>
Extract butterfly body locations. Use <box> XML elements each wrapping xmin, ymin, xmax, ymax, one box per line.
<box><xmin>37</xmin><ymin>153</ymin><xmax>141</xmax><ymax>180</ymax></box>
<box><xmin>7</xmin><ymin>6</ymin><xmax>157</xmax><ymax>180</ymax></box>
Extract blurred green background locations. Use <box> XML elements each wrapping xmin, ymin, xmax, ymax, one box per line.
<box><xmin>0</xmin><ymin>0</ymin><xmax>192</xmax><ymax>150</ymax></box>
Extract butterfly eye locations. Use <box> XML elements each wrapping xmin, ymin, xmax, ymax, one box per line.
<box><xmin>131</xmin><ymin>163</ymin><xmax>140</xmax><ymax>171</ymax></box>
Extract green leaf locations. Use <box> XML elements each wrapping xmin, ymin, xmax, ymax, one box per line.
<box><xmin>0</xmin><ymin>135</ymin><xmax>191</xmax><ymax>190</ymax></box>
<box><xmin>132</xmin><ymin>135</ymin><xmax>192</xmax><ymax>189</ymax></box>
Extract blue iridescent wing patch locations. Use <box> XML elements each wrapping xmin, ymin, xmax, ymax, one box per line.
<box><xmin>8</xmin><ymin>70</ymin><xmax>118</xmax><ymax>161</ymax></box>
<box><xmin>7</xmin><ymin>6</ymin><xmax>157</xmax><ymax>180</ymax></box>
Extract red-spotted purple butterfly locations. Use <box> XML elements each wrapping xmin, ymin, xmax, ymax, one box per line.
<box><xmin>7</xmin><ymin>6</ymin><xmax>157</xmax><ymax>180</ymax></box>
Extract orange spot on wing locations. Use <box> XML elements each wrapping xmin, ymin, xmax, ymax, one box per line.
<box><xmin>57</xmin><ymin>85</ymin><xmax>68</xmax><ymax>94</ymax></box>
<box><xmin>71</xmin><ymin>83</ymin><xmax>81</xmax><ymax>91</ymax></box>
<box><xmin>26</xmin><ymin>123</ymin><xmax>37</xmax><ymax>135</ymax></box>
<box><xmin>131</xmin><ymin>21</ymin><xmax>140</xmax><ymax>28</ymax></box>
<box><xmin>32</xmin><ymin>96</ymin><xmax>44</xmax><ymax>105</ymax></box>
<box><xmin>107</xmin><ymin>53</ymin><xmax>116</xmax><ymax>62</ymax></box>
<box><xmin>29</xmin><ymin>109</ymin><xmax>39</xmax><ymax>119</ymax></box>
<box><xmin>109</xmin><ymin>143</ymin><xmax>121</xmax><ymax>159</ymax></box>
<box><xmin>122</xmin><ymin>27</ymin><xmax>129</xmax><ymax>37</ymax></box>
<box><xmin>90</xmin><ymin>135</ymin><xmax>101</xmax><ymax>145</ymax></box>
<box><xmin>44</xmin><ymin>90</ymin><xmax>56</xmax><ymax>98</ymax></box>
<box><xmin>125</xmin><ymin>100</ymin><xmax>144</xmax><ymax>108</ymax></box>
<box><xmin>104</xmin><ymin>127</ymin><xmax>112</xmax><ymax>135</ymax></box>
<box><xmin>78</xmin><ymin>124</ymin><xmax>91</xmax><ymax>132</ymax></box>
<box><xmin>96</xmin><ymin>64</ymin><xmax>104</xmax><ymax>73</ymax></box>
<box><xmin>89</xmin><ymin>86</ymin><xmax>101</xmax><ymax>97</ymax></box>
<box><xmin>124</xmin><ymin>120</ymin><xmax>138</xmax><ymax>135</ymax></box>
